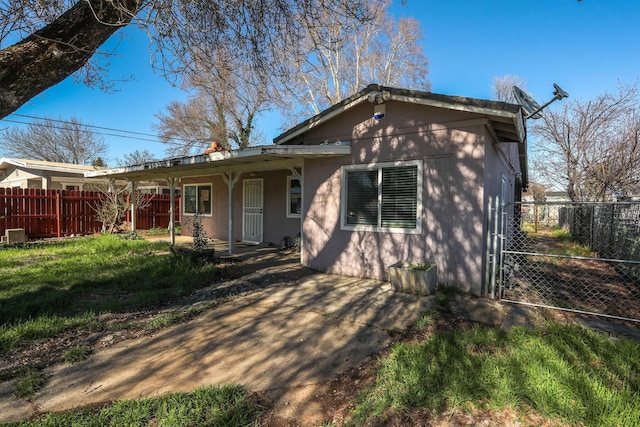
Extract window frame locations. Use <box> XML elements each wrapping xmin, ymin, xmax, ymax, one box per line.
<box><xmin>286</xmin><ymin>176</ymin><xmax>302</xmax><ymax>218</ymax></box>
<box><xmin>182</xmin><ymin>183</ymin><xmax>213</xmax><ymax>216</ymax></box>
<box><xmin>340</xmin><ymin>160</ymin><xmax>423</xmax><ymax>234</ymax></box>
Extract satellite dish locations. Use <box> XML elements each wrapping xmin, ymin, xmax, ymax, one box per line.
<box><xmin>512</xmin><ymin>83</ymin><xmax>570</xmax><ymax>120</ymax></box>
<box><xmin>513</xmin><ymin>86</ymin><xmax>543</xmax><ymax>119</ymax></box>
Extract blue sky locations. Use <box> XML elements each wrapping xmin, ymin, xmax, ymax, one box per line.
<box><xmin>1</xmin><ymin>0</ymin><xmax>639</xmax><ymax>164</ymax></box>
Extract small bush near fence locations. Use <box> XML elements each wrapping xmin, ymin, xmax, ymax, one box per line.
<box><xmin>0</xmin><ymin>188</ymin><xmax>180</xmax><ymax>239</ymax></box>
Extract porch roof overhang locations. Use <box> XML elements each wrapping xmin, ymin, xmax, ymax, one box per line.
<box><xmin>85</xmin><ymin>144</ymin><xmax>351</xmax><ymax>181</ymax></box>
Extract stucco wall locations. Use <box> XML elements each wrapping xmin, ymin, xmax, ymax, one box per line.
<box><xmin>181</xmin><ymin>170</ymin><xmax>300</xmax><ymax>245</ymax></box>
<box><xmin>300</xmin><ymin>101</ymin><xmax>490</xmax><ymax>294</ymax></box>
<box><xmin>0</xmin><ymin>167</ymin><xmax>36</xmax><ymax>188</ymax></box>
<box><xmin>483</xmin><ymin>141</ymin><xmax>521</xmax><ymax>203</ymax></box>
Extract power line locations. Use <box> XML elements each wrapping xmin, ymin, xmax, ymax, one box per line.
<box><xmin>1</xmin><ymin>118</ymin><xmax>166</xmax><ymax>143</ymax></box>
<box><xmin>0</xmin><ymin>114</ymin><xmax>203</xmax><ymax>148</ymax></box>
<box><xmin>11</xmin><ymin>113</ymin><xmax>163</xmax><ymax>139</ymax></box>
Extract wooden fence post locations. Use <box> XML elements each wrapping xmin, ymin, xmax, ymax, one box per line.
<box><xmin>56</xmin><ymin>191</ymin><xmax>62</xmax><ymax>238</ymax></box>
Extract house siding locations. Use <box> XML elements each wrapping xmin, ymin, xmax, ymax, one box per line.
<box><xmin>301</xmin><ymin>101</ymin><xmax>489</xmax><ymax>294</ymax></box>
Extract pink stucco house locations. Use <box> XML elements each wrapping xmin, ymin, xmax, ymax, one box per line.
<box><xmin>91</xmin><ymin>85</ymin><xmax>526</xmax><ymax>296</ymax></box>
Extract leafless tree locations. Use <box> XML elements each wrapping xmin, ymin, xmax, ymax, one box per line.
<box><xmin>276</xmin><ymin>0</ymin><xmax>430</xmax><ymax>122</ymax></box>
<box><xmin>155</xmin><ymin>46</ymin><xmax>268</xmax><ymax>156</ymax></box>
<box><xmin>0</xmin><ymin>0</ymin><xmax>370</xmax><ymax>119</ymax></box>
<box><xmin>0</xmin><ymin>116</ymin><xmax>107</xmax><ymax>164</ymax></box>
<box><xmin>531</xmin><ymin>83</ymin><xmax>640</xmax><ymax>201</ymax></box>
<box><xmin>90</xmin><ymin>178</ymin><xmax>152</xmax><ymax>234</ymax></box>
<box><xmin>117</xmin><ymin>149</ymin><xmax>157</xmax><ymax>166</ymax></box>
<box><xmin>522</xmin><ymin>182</ymin><xmax>547</xmax><ymax>202</ymax></box>
<box><xmin>492</xmin><ymin>75</ymin><xmax>528</xmax><ymax>103</ymax></box>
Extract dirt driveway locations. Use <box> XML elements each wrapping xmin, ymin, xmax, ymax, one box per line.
<box><xmin>0</xmin><ymin>270</ymin><xmax>434</xmax><ymax>424</ymax></box>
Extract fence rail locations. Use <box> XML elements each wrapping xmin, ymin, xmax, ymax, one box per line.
<box><xmin>0</xmin><ymin>188</ymin><xmax>180</xmax><ymax>239</ymax></box>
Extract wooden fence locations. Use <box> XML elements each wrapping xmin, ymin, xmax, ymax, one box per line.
<box><xmin>0</xmin><ymin>188</ymin><xmax>180</xmax><ymax>239</ymax></box>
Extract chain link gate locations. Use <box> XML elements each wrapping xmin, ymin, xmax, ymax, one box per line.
<box><xmin>488</xmin><ymin>199</ymin><xmax>640</xmax><ymax>323</ymax></box>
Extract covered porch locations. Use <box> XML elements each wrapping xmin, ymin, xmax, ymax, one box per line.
<box><xmin>86</xmin><ymin>144</ymin><xmax>351</xmax><ymax>256</ymax></box>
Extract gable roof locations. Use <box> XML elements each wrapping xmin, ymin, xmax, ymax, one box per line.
<box><xmin>274</xmin><ymin>84</ymin><xmax>525</xmax><ymax>145</ymax></box>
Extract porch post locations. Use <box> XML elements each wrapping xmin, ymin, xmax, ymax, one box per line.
<box><xmin>223</xmin><ymin>172</ymin><xmax>240</xmax><ymax>255</ymax></box>
<box><xmin>291</xmin><ymin>166</ymin><xmax>304</xmax><ymax>263</ymax></box>
<box><xmin>130</xmin><ymin>180</ymin><xmax>137</xmax><ymax>232</ymax></box>
<box><xmin>167</xmin><ymin>177</ymin><xmax>177</xmax><ymax>246</ymax></box>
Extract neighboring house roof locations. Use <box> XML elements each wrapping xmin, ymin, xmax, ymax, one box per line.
<box><xmin>0</xmin><ymin>157</ymin><xmax>101</xmax><ymax>175</ymax></box>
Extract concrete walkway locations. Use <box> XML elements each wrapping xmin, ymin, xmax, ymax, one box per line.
<box><xmin>0</xmin><ymin>273</ymin><xmax>435</xmax><ymax>424</ymax></box>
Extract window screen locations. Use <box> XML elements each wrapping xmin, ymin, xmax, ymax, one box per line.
<box><xmin>381</xmin><ymin>166</ymin><xmax>417</xmax><ymax>228</ymax></box>
<box><xmin>346</xmin><ymin>169</ymin><xmax>378</xmax><ymax>226</ymax></box>
<box><xmin>342</xmin><ymin>161</ymin><xmax>421</xmax><ymax>232</ymax></box>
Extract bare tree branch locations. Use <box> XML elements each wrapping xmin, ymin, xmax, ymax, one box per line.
<box><xmin>117</xmin><ymin>149</ymin><xmax>157</xmax><ymax>166</ymax></box>
<box><xmin>275</xmin><ymin>0</ymin><xmax>429</xmax><ymax>123</ymax></box>
<box><xmin>530</xmin><ymin>83</ymin><xmax>640</xmax><ymax>201</ymax></box>
<box><xmin>491</xmin><ymin>75</ymin><xmax>528</xmax><ymax>103</ymax></box>
<box><xmin>0</xmin><ymin>0</ymin><xmax>371</xmax><ymax>119</ymax></box>
<box><xmin>155</xmin><ymin>42</ymin><xmax>269</xmax><ymax>156</ymax></box>
<box><xmin>0</xmin><ymin>0</ymin><xmax>140</xmax><ymax>118</ymax></box>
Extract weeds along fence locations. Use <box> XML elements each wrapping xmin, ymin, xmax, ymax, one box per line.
<box><xmin>559</xmin><ymin>203</ymin><xmax>640</xmax><ymax>263</ymax></box>
<box><xmin>0</xmin><ymin>188</ymin><xmax>180</xmax><ymax>238</ymax></box>
<box><xmin>497</xmin><ymin>201</ymin><xmax>640</xmax><ymax>322</ymax></box>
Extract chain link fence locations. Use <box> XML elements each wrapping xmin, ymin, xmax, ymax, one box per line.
<box><xmin>497</xmin><ymin>201</ymin><xmax>640</xmax><ymax>322</ymax></box>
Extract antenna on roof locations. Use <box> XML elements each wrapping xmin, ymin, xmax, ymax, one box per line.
<box><xmin>512</xmin><ymin>83</ymin><xmax>569</xmax><ymax>120</ymax></box>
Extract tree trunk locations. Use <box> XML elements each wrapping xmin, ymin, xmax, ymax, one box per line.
<box><xmin>0</xmin><ymin>0</ymin><xmax>139</xmax><ymax>118</ymax></box>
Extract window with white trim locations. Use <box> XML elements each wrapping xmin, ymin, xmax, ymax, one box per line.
<box><xmin>286</xmin><ymin>176</ymin><xmax>302</xmax><ymax>218</ymax></box>
<box><xmin>183</xmin><ymin>184</ymin><xmax>212</xmax><ymax>215</ymax></box>
<box><xmin>341</xmin><ymin>160</ymin><xmax>422</xmax><ymax>233</ymax></box>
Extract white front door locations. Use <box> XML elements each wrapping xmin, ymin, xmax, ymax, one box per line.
<box><xmin>242</xmin><ymin>178</ymin><xmax>263</xmax><ymax>244</ymax></box>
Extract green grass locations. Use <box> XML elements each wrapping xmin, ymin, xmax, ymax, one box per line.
<box><xmin>145</xmin><ymin>227</ymin><xmax>171</xmax><ymax>236</ymax></box>
<box><xmin>13</xmin><ymin>368</ymin><xmax>45</xmax><ymax>399</ymax></box>
<box><xmin>63</xmin><ymin>344</ymin><xmax>92</xmax><ymax>364</ymax></box>
<box><xmin>521</xmin><ymin>224</ymin><xmax>594</xmax><ymax>257</ymax></box>
<box><xmin>414</xmin><ymin>309</ymin><xmax>437</xmax><ymax>330</ymax></box>
<box><xmin>0</xmin><ymin>235</ymin><xmax>225</xmax><ymax>357</ymax></box>
<box><xmin>551</xmin><ymin>227</ymin><xmax>572</xmax><ymax>240</ymax></box>
<box><xmin>5</xmin><ymin>384</ymin><xmax>262</xmax><ymax>426</ymax></box>
<box><xmin>349</xmin><ymin>323</ymin><xmax>640</xmax><ymax>426</ymax></box>
<box><xmin>409</xmin><ymin>263</ymin><xmax>435</xmax><ymax>271</ymax></box>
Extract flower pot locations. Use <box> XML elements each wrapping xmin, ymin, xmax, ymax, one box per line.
<box><xmin>388</xmin><ymin>262</ymin><xmax>437</xmax><ymax>295</ymax></box>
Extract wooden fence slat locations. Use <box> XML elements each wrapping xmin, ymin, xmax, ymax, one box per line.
<box><xmin>0</xmin><ymin>188</ymin><xmax>5</xmax><ymax>236</ymax></box>
<box><xmin>0</xmin><ymin>188</ymin><xmax>179</xmax><ymax>239</ymax></box>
